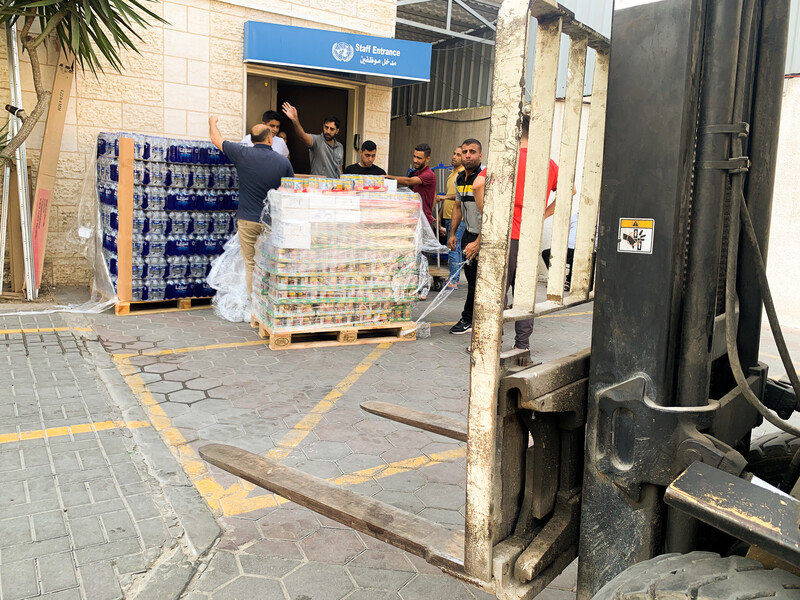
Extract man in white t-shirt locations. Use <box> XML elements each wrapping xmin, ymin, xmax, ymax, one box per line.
<box><xmin>240</xmin><ymin>110</ymin><xmax>290</xmax><ymax>158</ymax></box>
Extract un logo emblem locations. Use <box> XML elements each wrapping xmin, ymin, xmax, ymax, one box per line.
<box><xmin>332</xmin><ymin>42</ymin><xmax>355</xmax><ymax>62</ymax></box>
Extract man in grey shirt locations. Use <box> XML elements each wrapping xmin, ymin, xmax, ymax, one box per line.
<box><xmin>282</xmin><ymin>102</ymin><xmax>344</xmax><ymax>178</ymax></box>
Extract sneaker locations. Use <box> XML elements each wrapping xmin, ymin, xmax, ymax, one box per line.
<box><xmin>449</xmin><ymin>319</ymin><xmax>472</xmax><ymax>335</ymax></box>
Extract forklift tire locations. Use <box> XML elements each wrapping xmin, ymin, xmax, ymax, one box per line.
<box><xmin>591</xmin><ymin>552</ymin><xmax>800</xmax><ymax>600</ymax></box>
<box><xmin>746</xmin><ymin>431</ymin><xmax>800</xmax><ymax>487</ymax></box>
<box><xmin>431</xmin><ymin>277</ymin><xmax>444</xmax><ymax>292</ymax></box>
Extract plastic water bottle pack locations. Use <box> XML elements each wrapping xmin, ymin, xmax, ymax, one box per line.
<box><xmin>97</xmin><ymin>132</ymin><xmax>239</xmax><ymax>302</ymax></box>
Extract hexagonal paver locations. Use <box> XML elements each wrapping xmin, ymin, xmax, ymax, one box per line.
<box><xmin>380</xmin><ymin>447</ymin><xmax>428</xmax><ymax>464</ymax></box>
<box><xmin>258</xmin><ymin>508</ymin><xmax>320</xmax><ymax>541</ymax></box>
<box><xmin>212</xmin><ymin>384</ymin><xmax>248</xmax><ymax>399</ymax></box>
<box><xmin>418</xmin><ymin>507</ymin><xmax>464</xmax><ymax>527</ymax></box>
<box><xmin>238</xmin><ymin>553</ymin><xmax>301</xmax><ymax>578</ymax></box>
<box><xmin>300</xmin><ymin>528</ymin><xmax>365</xmax><ymax>564</ymax></box>
<box><xmin>167</xmin><ymin>389</ymin><xmax>207</xmax><ymax>404</ymax></box>
<box><xmin>283</xmin><ymin>563</ymin><xmax>354</xmax><ymax>600</ymax></box>
<box><xmin>302</xmin><ymin>441</ymin><xmax>352</xmax><ymax>461</ymax></box>
<box><xmin>182</xmin><ymin>360</ymin><xmax>215</xmax><ymax>371</ymax></box>
<box><xmin>163</xmin><ymin>369</ymin><xmax>199</xmax><ymax>382</ymax></box>
<box><xmin>190</xmin><ymin>398</ymin><xmax>233</xmax><ymax>415</ymax></box>
<box><xmin>336</xmin><ymin>453</ymin><xmax>385</xmax><ymax>474</ymax></box>
<box><xmin>294</xmin><ymin>459</ymin><xmax>343</xmax><ymax>480</ymax></box>
<box><xmin>347</xmin><ymin>434</ymin><xmax>393</xmax><ymax>455</ymax></box>
<box><xmin>351</xmin><ymin>542</ymin><xmax>414</xmax><ymax>571</ymax></box>
<box><xmin>415</xmin><ymin>483</ymin><xmax>464</xmax><ymax>511</ymax></box>
<box><xmin>314</xmin><ymin>424</ymin><xmax>358</xmax><ymax>443</ymax></box>
<box><xmin>229</xmin><ymin>395</ymin><xmax>271</xmax><ymax>410</ymax></box>
<box><xmin>146</xmin><ymin>380</ymin><xmax>184</xmax><ymax>394</ymax></box>
<box><xmin>215</xmin><ymin>575</ymin><xmax>284</xmax><ymax>598</ymax></box>
<box><xmin>214</xmin><ymin>408</ymin><xmax>258</xmax><ymax>425</ymax></box>
<box><xmin>245</xmin><ymin>539</ymin><xmax>304</xmax><ymax>560</ymax></box>
<box><xmin>348</xmin><ymin>566</ymin><xmax>414</xmax><ymax>593</ymax></box>
<box><xmin>242</xmin><ymin>419</ymin><xmax>284</xmax><ymax>437</ymax></box>
<box><xmin>386</xmin><ymin>430</ymin><xmax>433</xmax><ymax>449</ymax></box>
<box><xmin>379</xmin><ymin>470</ymin><xmax>427</xmax><ymax>493</ymax></box>
<box><xmin>354</xmin><ymin>419</ymin><xmax>396</xmax><ymax>435</ymax></box>
<box><xmin>398</xmin><ymin>574</ymin><xmax>478</xmax><ymax>600</ymax></box>
<box><xmin>170</xmin><ymin>411</ymin><xmax>217</xmax><ymax>431</ymax></box>
<box><xmin>421</xmin><ymin>461</ymin><xmax>466</xmax><ymax>485</ymax></box>
<box><xmin>347</xmin><ymin>591</ymin><xmax>401</xmax><ymax>600</ymax></box>
<box><xmin>160</xmin><ymin>402</ymin><xmax>190</xmax><ymax>418</ymax></box>
<box><xmin>127</xmin><ymin>355</ymin><xmax>159</xmax><ymax>367</ymax></box>
<box><xmin>373</xmin><ymin>490</ymin><xmax>425</xmax><ymax>514</ymax></box>
<box><xmin>196</xmin><ymin>424</ymin><xmax>245</xmax><ymax>444</ymax></box>
<box><xmin>185</xmin><ymin>377</ymin><xmax>222</xmax><ymax>391</ymax></box>
<box><xmin>194</xmin><ymin>550</ymin><xmax>238</xmax><ymax>592</ymax></box>
<box><xmin>143</xmin><ymin>363</ymin><xmax>178</xmax><ymax>374</ymax></box>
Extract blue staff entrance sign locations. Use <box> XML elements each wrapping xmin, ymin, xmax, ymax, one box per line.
<box><xmin>243</xmin><ymin>22</ymin><xmax>432</xmax><ymax>83</ymax></box>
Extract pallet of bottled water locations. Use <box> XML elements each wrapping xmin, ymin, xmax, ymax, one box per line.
<box><xmin>97</xmin><ymin>132</ymin><xmax>239</xmax><ymax>309</ymax></box>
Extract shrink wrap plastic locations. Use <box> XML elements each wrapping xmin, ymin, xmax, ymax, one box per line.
<box><xmin>250</xmin><ymin>186</ymin><xmax>445</xmax><ymax>332</ymax></box>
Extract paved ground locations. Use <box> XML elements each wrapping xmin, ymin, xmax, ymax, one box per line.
<box><xmin>0</xmin><ymin>313</ymin><xmax>219</xmax><ymax>600</ymax></box>
<box><xmin>1</xmin><ymin>283</ymin><xmax>798</xmax><ymax>600</ymax></box>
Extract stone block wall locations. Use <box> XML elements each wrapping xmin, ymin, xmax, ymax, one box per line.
<box><xmin>0</xmin><ymin>0</ymin><xmax>396</xmax><ymax>289</ymax></box>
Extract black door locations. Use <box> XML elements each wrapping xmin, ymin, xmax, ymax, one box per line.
<box><xmin>277</xmin><ymin>82</ymin><xmax>349</xmax><ymax>176</ymax></box>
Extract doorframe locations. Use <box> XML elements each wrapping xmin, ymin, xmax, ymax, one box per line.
<box><xmin>245</xmin><ymin>64</ymin><xmax>363</xmax><ymax>167</ymax></box>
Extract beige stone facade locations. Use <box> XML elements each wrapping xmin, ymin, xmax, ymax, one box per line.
<box><xmin>0</xmin><ymin>0</ymin><xmax>396</xmax><ymax>288</ymax></box>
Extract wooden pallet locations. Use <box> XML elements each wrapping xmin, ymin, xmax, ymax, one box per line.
<box><xmin>115</xmin><ymin>296</ymin><xmax>213</xmax><ymax>316</ymax></box>
<box><xmin>254</xmin><ymin>317</ymin><xmax>416</xmax><ymax>350</ymax></box>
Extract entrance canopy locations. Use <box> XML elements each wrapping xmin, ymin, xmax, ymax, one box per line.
<box><xmin>243</xmin><ymin>22</ymin><xmax>433</xmax><ymax>86</ymax></box>
<box><xmin>395</xmin><ymin>0</ymin><xmax>499</xmax><ymax>46</ymax></box>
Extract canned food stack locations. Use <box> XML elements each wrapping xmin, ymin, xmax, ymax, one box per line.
<box><xmin>97</xmin><ymin>132</ymin><xmax>239</xmax><ymax>301</ymax></box>
<box><xmin>252</xmin><ymin>187</ymin><xmax>420</xmax><ymax>332</ymax></box>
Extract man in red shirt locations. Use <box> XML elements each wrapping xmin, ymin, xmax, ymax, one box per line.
<box><xmin>387</xmin><ymin>143</ymin><xmax>437</xmax><ymax>227</ymax></box>
<box><xmin>472</xmin><ymin>116</ymin><xmax>559</xmax><ymax>353</ymax></box>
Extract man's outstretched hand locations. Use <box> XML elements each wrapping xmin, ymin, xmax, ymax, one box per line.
<box><xmin>282</xmin><ymin>102</ymin><xmax>298</xmax><ymax>122</ymax></box>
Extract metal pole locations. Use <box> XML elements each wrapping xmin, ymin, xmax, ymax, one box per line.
<box><xmin>675</xmin><ymin>0</ymin><xmax>743</xmax><ymax>409</ymax></box>
<box><xmin>6</xmin><ymin>23</ymin><xmax>36</xmax><ymax>300</ymax></box>
<box><xmin>463</xmin><ymin>0</ymin><xmax>529</xmax><ymax>581</ymax></box>
<box><xmin>0</xmin><ymin>121</ymin><xmax>11</xmax><ymax>295</ymax></box>
<box><xmin>737</xmin><ymin>0</ymin><xmax>791</xmax><ymax>369</ymax></box>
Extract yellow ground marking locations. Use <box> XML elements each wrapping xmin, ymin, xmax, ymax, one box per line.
<box><xmin>112</xmin><ymin>340</ymin><xmax>268</xmax><ymax>360</ymax></box>
<box><xmin>0</xmin><ymin>327</ymin><xmax>93</xmax><ymax>335</ymax></box>
<box><xmin>540</xmin><ymin>310</ymin><xmax>593</xmax><ymax>318</ymax></box>
<box><xmin>331</xmin><ymin>446</ymin><xmax>466</xmax><ymax>487</ymax></box>
<box><xmin>114</xmin><ymin>340</ymin><xmax>406</xmax><ymax>516</ymax></box>
<box><xmin>113</xmin><ymin>354</ymin><xmax>231</xmax><ymax>513</ymax></box>
<box><xmin>223</xmin><ymin>446</ymin><xmax>469</xmax><ymax>517</ymax></box>
<box><xmin>109</xmin><ymin>310</ymin><xmax>593</xmax><ymax>360</ymax></box>
<box><xmin>117</xmin><ymin>305</ymin><xmax>211</xmax><ymax>317</ymax></box>
<box><xmin>266</xmin><ymin>342</ymin><xmax>393</xmax><ymax>462</ymax></box>
<box><xmin>216</xmin><ymin>342</ymin><xmax>396</xmax><ymax>514</ymax></box>
<box><xmin>0</xmin><ymin>420</ymin><xmax>151</xmax><ymax>445</ymax></box>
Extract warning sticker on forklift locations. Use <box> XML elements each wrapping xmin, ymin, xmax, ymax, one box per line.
<box><xmin>618</xmin><ymin>218</ymin><xmax>654</xmax><ymax>254</ymax></box>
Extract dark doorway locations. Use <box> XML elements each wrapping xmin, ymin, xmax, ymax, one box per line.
<box><xmin>276</xmin><ymin>81</ymin><xmax>349</xmax><ymax>175</ymax></box>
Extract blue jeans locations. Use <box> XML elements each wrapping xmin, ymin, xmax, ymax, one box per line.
<box><xmin>443</xmin><ymin>219</ymin><xmax>466</xmax><ymax>284</ymax></box>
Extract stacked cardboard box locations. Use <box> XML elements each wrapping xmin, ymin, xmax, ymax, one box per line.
<box><xmin>252</xmin><ymin>187</ymin><xmax>420</xmax><ymax>332</ymax></box>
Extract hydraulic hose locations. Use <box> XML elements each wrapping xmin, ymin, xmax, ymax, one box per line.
<box><xmin>725</xmin><ymin>186</ymin><xmax>800</xmax><ymax>437</ymax></box>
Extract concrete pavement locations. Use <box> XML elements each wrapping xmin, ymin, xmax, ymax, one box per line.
<box><xmin>0</xmin><ymin>312</ymin><xmax>219</xmax><ymax>600</ymax></box>
<box><xmin>2</xmin><ymin>283</ymin><xmax>795</xmax><ymax>599</ymax></box>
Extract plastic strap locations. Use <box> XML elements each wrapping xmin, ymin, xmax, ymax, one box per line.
<box><xmin>699</xmin><ymin>122</ymin><xmax>750</xmax><ymax>137</ymax></box>
<box><xmin>698</xmin><ymin>156</ymin><xmax>750</xmax><ymax>173</ymax></box>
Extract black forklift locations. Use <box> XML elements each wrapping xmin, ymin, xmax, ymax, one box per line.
<box><xmin>201</xmin><ymin>0</ymin><xmax>800</xmax><ymax>598</ymax></box>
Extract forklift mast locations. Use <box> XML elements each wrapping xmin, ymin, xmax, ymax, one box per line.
<box><xmin>201</xmin><ymin>1</ymin><xmax>799</xmax><ymax>599</ymax></box>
